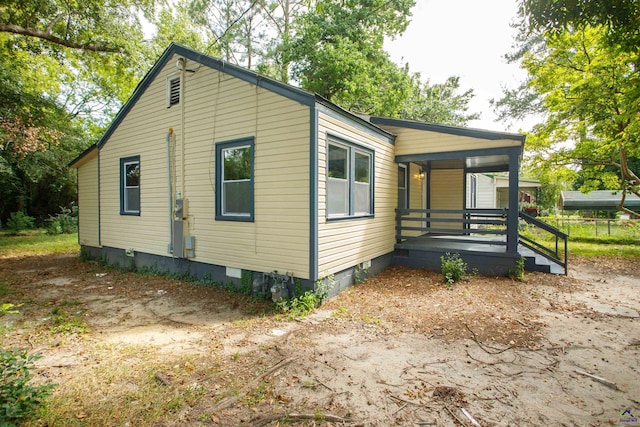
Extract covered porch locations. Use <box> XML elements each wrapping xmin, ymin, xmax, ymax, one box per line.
<box><xmin>369</xmin><ymin>117</ymin><xmax>566</xmax><ymax>275</ymax></box>
<box><xmin>394</xmin><ymin>145</ymin><xmax>523</xmax><ymax>275</ymax></box>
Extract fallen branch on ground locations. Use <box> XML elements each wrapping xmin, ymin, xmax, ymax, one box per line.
<box><xmin>249</xmin><ymin>412</ymin><xmax>353</xmax><ymax>426</ymax></box>
<box><xmin>213</xmin><ymin>356</ymin><xmax>294</xmax><ymax>411</ymax></box>
<box><xmin>574</xmin><ymin>370</ymin><xmax>620</xmax><ymax>391</ymax></box>
<box><xmin>443</xmin><ymin>404</ymin><xmax>465</xmax><ymax>425</ymax></box>
<box><xmin>461</xmin><ymin>407</ymin><xmax>482</xmax><ymax>426</ymax></box>
<box><xmin>465</xmin><ymin>323</ymin><xmax>514</xmax><ymax>355</ymax></box>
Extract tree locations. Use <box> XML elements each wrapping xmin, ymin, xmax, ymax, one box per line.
<box><xmin>0</xmin><ymin>37</ymin><xmax>92</xmax><ymax>221</ymax></box>
<box><xmin>149</xmin><ymin>1</ymin><xmax>211</xmax><ymax>58</ymax></box>
<box><xmin>284</xmin><ymin>0</ymin><xmax>414</xmax><ymax>106</ymax></box>
<box><xmin>0</xmin><ymin>1</ymin><xmax>158</xmax><ymax>223</ymax></box>
<box><xmin>401</xmin><ymin>75</ymin><xmax>479</xmax><ymax>126</ymax></box>
<box><xmin>518</xmin><ymin>0</ymin><xmax>640</xmax><ymax>51</ymax></box>
<box><xmin>256</xmin><ymin>0</ymin><xmax>308</xmax><ymax>82</ymax></box>
<box><xmin>496</xmin><ymin>25</ymin><xmax>640</xmax><ymax>216</ymax></box>
<box><xmin>188</xmin><ymin>0</ymin><xmax>266</xmax><ymax>67</ymax></box>
<box><xmin>0</xmin><ymin>0</ymin><xmax>155</xmax><ymax>52</ymax></box>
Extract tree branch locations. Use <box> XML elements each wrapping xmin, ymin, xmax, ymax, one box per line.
<box><xmin>0</xmin><ymin>23</ymin><xmax>119</xmax><ymax>52</ymax></box>
<box><xmin>45</xmin><ymin>14</ymin><xmax>66</xmax><ymax>34</ymax></box>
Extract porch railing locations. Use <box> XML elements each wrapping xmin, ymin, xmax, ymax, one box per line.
<box><xmin>395</xmin><ymin>208</ymin><xmax>509</xmax><ymax>245</ymax></box>
<box><xmin>518</xmin><ymin>211</ymin><xmax>568</xmax><ymax>274</ymax></box>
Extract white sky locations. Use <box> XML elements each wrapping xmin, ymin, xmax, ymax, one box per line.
<box><xmin>384</xmin><ymin>0</ymin><xmax>534</xmax><ymax>133</ymax></box>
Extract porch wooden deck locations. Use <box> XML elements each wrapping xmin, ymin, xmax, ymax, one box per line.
<box><xmin>394</xmin><ymin>210</ymin><xmax>568</xmax><ymax>275</ymax></box>
<box><xmin>396</xmin><ymin>234</ymin><xmax>507</xmax><ymax>254</ymax></box>
<box><xmin>394</xmin><ymin>233</ymin><xmax>566</xmax><ymax>275</ymax></box>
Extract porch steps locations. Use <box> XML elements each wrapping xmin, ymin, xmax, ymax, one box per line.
<box><xmin>518</xmin><ymin>245</ymin><xmax>565</xmax><ymax>275</ymax></box>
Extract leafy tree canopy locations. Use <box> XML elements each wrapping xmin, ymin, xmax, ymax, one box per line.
<box><xmin>518</xmin><ymin>0</ymin><xmax>640</xmax><ymax>50</ymax></box>
<box><xmin>283</xmin><ymin>0</ymin><xmax>478</xmax><ymax>123</ymax></box>
<box><xmin>497</xmin><ymin>24</ymin><xmax>640</xmax><ymax>216</ymax></box>
<box><xmin>0</xmin><ymin>0</ymin><xmax>160</xmax><ymax>223</ymax></box>
<box><xmin>0</xmin><ymin>0</ymin><xmax>155</xmax><ymax>52</ymax></box>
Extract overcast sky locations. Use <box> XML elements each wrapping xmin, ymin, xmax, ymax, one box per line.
<box><xmin>384</xmin><ymin>0</ymin><xmax>533</xmax><ymax>133</ymax></box>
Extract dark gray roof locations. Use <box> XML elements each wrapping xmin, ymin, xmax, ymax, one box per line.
<box><xmin>561</xmin><ymin>190</ymin><xmax>640</xmax><ymax>211</ymax></box>
<box><xmin>369</xmin><ymin>116</ymin><xmax>526</xmax><ymax>143</ymax></box>
<box><xmin>70</xmin><ymin>43</ymin><xmax>393</xmax><ymax>167</ymax></box>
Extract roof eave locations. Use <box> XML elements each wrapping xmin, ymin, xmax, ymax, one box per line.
<box><xmin>369</xmin><ymin>116</ymin><xmax>526</xmax><ymax>143</ymax></box>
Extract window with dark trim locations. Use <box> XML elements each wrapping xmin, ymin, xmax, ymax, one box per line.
<box><xmin>215</xmin><ymin>137</ymin><xmax>254</xmax><ymax>221</ymax></box>
<box><xmin>120</xmin><ymin>155</ymin><xmax>140</xmax><ymax>215</ymax></box>
<box><xmin>398</xmin><ymin>164</ymin><xmax>408</xmax><ymax>210</ymax></box>
<box><xmin>326</xmin><ymin>138</ymin><xmax>374</xmax><ymax>219</ymax></box>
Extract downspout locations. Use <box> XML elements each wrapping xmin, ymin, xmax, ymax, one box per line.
<box><xmin>167</xmin><ymin>128</ymin><xmax>174</xmax><ymax>254</ymax></box>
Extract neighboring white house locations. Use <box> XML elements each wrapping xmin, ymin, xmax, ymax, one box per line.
<box><xmin>467</xmin><ymin>173</ymin><xmax>541</xmax><ymax>209</ymax></box>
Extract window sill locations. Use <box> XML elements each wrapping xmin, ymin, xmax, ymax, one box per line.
<box><xmin>216</xmin><ymin>215</ymin><xmax>254</xmax><ymax>222</ymax></box>
<box><xmin>120</xmin><ymin>211</ymin><xmax>140</xmax><ymax>216</ymax></box>
<box><xmin>326</xmin><ymin>214</ymin><xmax>374</xmax><ymax>222</ymax></box>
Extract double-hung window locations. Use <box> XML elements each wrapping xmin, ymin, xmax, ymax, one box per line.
<box><xmin>215</xmin><ymin>137</ymin><xmax>254</xmax><ymax>221</ymax></box>
<box><xmin>120</xmin><ymin>155</ymin><xmax>140</xmax><ymax>215</ymax></box>
<box><xmin>327</xmin><ymin>139</ymin><xmax>373</xmax><ymax>218</ymax></box>
<box><xmin>398</xmin><ymin>164</ymin><xmax>408</xmax><ymax>210</ymax></box>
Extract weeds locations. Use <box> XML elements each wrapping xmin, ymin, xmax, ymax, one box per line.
<box><xmin>0</xmin><ymin>348</ymin><xmax>55</xmax><ymax>425</ymax></box>
<box><xmin>440</xmin><ymin>252</ymin><xmax>467</xmax><ymax>286</ymax></box>
<box><xmin>45</xmin><ymin>205</ymin><xmax>78</xmax><ymax>235</ymax></box>
<box><xmin>1</xmin><ymin>302</ymin><xmax>21</xmax><ymax>317</ymax></box>
<box><xmin>509</xmin><ymin>256</ymin><xmax>525</xmax><ymax>281</ymax></box>
<box><xmin>49</xmin><ymin>307</ymin><xmax>89</xmax><ymax>335</ymax></box>
<box><xmin>354</xmin><ymin>264</ymin><xmax>369</xmax><ymax>284</ymax></box>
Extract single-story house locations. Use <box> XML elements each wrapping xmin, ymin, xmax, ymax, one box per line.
<box><xmin>70</xmin><ymin>44</ymin><xmax>566</xmax><ymax>297</ymax></box>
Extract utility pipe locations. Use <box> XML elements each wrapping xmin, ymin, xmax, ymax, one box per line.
<box><xmin>166</xmin><ymin>128</ymin><xmax>174</xmax><ymax>254</ymax></box>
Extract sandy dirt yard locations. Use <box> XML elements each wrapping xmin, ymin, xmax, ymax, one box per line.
<box><xmin>1</xmin><ymin>253</ymin><xmax>639</xmax><ymax>426</ymax></box>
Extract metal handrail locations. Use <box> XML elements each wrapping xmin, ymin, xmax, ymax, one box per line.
<box><xmin>518</xmin><ymin>211</ymin><xmax>568</xmax><ymax>275</ymax></box>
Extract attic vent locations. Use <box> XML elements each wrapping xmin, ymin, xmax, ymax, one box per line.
<box><xmin>167</xmin><ymin>76</ymin><xmax>180</xmax><ymax>107</ymax></box>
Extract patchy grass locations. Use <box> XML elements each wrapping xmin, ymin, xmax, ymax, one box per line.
<box><xmin>0</xmin><ymin>230</ymin><xmax>78</xmax><ymax>258</ymax></box>
<box><xmin>25</xmin><ymin>346</ymin><xmax>217</xmax><ymax>427</ymax></box>
<box><xmin>568</xmin><ymin>240</ymin><xmax>640</xmax><ymax>257</ymax></box>
<box><xmin>525</xmin><ymin>235</ymin><xmax>640</xmax><ymax>257</ymax></box>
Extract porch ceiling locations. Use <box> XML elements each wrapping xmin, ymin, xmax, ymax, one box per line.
<box><xmin>395</xmin><ymin>145</ymin><xmax>522</xmax><ymax>173</ymax></box>
<box><xmin>414</xmin><ymin>154</ymin><xmax>510</xmax><ymax>171</ymax></box>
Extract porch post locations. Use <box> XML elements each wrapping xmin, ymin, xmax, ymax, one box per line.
<box><xmin>507</xmin><ymin>150</ymin><xmax>520</xmax><ymax>254</ymax></box>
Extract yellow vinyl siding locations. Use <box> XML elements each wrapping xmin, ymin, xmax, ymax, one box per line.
<box><xmin>99</xmin><ymin>55</ymin><xmax>311</xmax><ymax>277</ymax></box>
<box><xmin>430</xmin><ymin>169</ymin><xmax>464</xmax><ymax>231</ymax></box>
<box><xmin>317</xmin><ymin>112</ymin><xmax>396</xmax><ymax>276</ymax></box>
<box><xmin>382</xmin><ymin>126</ymin><xmax>521</xmax><ymax>156</ymax></box>
<box><xmin>77</xmin><ymin>152</ymin><xmax>100</xmax><ymax>247</ymax></box>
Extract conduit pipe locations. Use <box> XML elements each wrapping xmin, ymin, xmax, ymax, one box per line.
<box><xmin>167</xmin><ymin>128</ymin><xmax>174</xmax><ymax>254</ymax></box>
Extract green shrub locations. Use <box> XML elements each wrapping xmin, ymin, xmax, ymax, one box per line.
<box><xmin>46</xmin><ymin>204</ymin><xmax>78</xmax><ymax>235</ymax></box>
<box><xmin>440</xmin><ymin>252</ymin><xmax>467</xmax><ymax>286</ymax></box>
<box><xmin>276</xmin><ymin>290</ymin><xmax>319</xmax><ymax>317</ymax></box>
<box><xmin>5</xmin><ymin>212</ymin><xmax>35</xmax><ymax>234</ymax></box>
<box><xmin>0</xmin><ymin>347</ymin><xmax>55</xmax><ymax>425</ymax></box>
<box><xmin>276</xmin><ymin>277</ymin><xmax>333</xmax><ymax>318</ymax></box>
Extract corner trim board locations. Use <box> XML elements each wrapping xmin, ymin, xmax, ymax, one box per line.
<box><xmin>309</xmin><ymin>107</ymin><xmax>319</xmax><ymax>282</ymax></box>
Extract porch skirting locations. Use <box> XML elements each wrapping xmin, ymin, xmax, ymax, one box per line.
<box><xmin>393</xmin><ymin>235</ymin><xmax>519</xmax><ymax>275</ymax></box>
